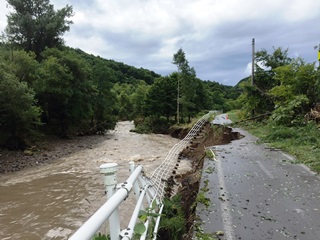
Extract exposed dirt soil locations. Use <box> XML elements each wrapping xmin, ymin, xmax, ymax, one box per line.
<box><xmin>163</xmin><ymin>123</ymin><xmax>241</xmax><ymax>240</ymax></box>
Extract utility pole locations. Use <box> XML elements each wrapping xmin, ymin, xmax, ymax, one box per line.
<box><xmin>177</xmin><ymin>76</ymin><xmax>180</xmax><ymax>124</ymax></box>
<box><xmin>318</xmin><ymin>43</ymin><xmax>320</xmax><ymax>68</ymax></box>
<box><xmin>251</xmin><ymin>38</ymin><xmax>255</xmax><ymax>117</ymax></box>
<box><xmin>252</xmin><ymin>38</ymin><xmax>255</xmax><ymax>86</ymax></box>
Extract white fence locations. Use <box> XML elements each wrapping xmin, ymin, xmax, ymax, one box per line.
<box><xmin>69</xmin><ymin>112</ymin><xmax>213</xmax><ymax>240</ymax></box>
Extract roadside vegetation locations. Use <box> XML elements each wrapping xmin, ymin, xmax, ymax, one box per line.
<box><xmin>227</xmin><ymin>46</ymin><xmax>320</xmax><ymax>173</ymax></box>
<box><xmin>230</xmin><ymin>112</ymin><xmax>320</xmax><ymax>173</ymax></box>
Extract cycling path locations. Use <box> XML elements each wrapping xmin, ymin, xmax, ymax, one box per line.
<box><xmin>197</xmin><ymin>118</ymin><xmax>320</xmax><ymax>239</ymax></box>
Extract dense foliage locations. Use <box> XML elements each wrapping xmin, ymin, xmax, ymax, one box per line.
<box><xmin>3</xmin><ymin>0</ymin><xmax>317</xmax><ymax>150</ymax></box>
<box><xmin>5</xmin><ymin>0</ymin><xmax>73</xmax><ymax>58</ymax></box>
<box><xmin>0</xmin><ymin>0</ymin><xmax>240</xmax><ymax>148</ymax></box>
<box><xmin>0</xmin><ymin>59</ymin><xmax>41</xmax><ymax>148</ymax></box>
<box><xmin>236</xmin><ymin>47</ymin><xmax>320</xmax><ymax>126</ymax></box>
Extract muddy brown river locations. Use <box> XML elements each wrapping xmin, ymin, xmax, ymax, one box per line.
<box><xmin>0</xmin><ymin>121</ymin><xmax>179</xmax><ymax>239</ymax></box>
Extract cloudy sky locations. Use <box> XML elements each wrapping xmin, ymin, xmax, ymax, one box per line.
<box><xmin>1</xmin><ymin>0</ymin><xmax>319</xmax><ymax>86</ymax></box>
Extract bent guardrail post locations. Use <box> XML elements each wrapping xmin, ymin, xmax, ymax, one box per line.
<box><xmin>100</xmin><ymin>163</ymin><xmax>120</xmax><ymax>240</ymax></box>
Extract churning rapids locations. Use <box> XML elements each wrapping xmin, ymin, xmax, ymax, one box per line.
<box><xmin>0</xmin><ymin>121</ymin><xmax>180</xmax><ymax>239</ymax></box>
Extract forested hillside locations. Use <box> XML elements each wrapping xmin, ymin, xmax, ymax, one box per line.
<box><xmin>0</xmin><ymin>0</ymin><xmax>239</xmax><ymax>149</ymax></box>
<box><xmin>4</xmin><ymin>0</ymin><xmax>318</xmax><ymax>152</ymax></box>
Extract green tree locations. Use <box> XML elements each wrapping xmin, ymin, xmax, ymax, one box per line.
<box><xmin>0</xmin><ymin>62</ymin><xmax>41</xmax><ymax>148</ymax></box>
<box><xmin>130</xmin><ymin>80</ymin><xmax>150</xmax><ymax>119</ymax></box>
<box><xmin>113</xmin><ymin>83</ymin><xmax>135</xmax><ymax>120</ymax></box>
<box><xmin>35</xmin><ymin>55</ymin><xmax>73</xmax><ymax>136</ymax></box>
<box><xmin>193</xmin><ymin>79</ymin><xmax>211</xmax><ymax>111</ymax></box>
<box><xmin>269</xmin><ymin>59</ymin><xmax>318</xmax><ymax>125</ymax></box>
<box><xmin>5</xmin><ymin>0</ymin><xmax>73</xmax><ymax>58</ymax></box>
<box><xmin>172</xmin><ymin>48</ymin><xmax>197</xmax><ymax>123</ymax></box>
<box><xmin>238</xmin><ymin>47</ymin><xmax>292</xmax><ymax>116</ymax></box>
<box><xmin>146</xmin><ymin>74</ymin><xmax>177</xmax><ymax>121</ymax></box>
<box><xmin>204</xmin><ymin>80</ymin><xmax>240</xmax><ymax>112</ymax></box>
<box><xmin>91</xmin><ymin>59</ymin><xmax>118</xmax><ymax>132</ymax></box>
<box><xmin>7</xmin><ymin>50</ymin><xmax>39</xmax><ymax>85</ymax></box>
<box><xmin>35</xmin><ymin>48</ymin><xmax>100</xmax><ymax>136</ymax></box>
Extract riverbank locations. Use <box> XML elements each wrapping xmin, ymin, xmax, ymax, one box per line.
<box><xmin>0</xmin><ymin>121</ymin><xmax>180</xmax><ymax>240</ymax></box>
<box><xmin>0</xmin><ymin>134</ymin><xmax>107</xmax><ymax>174</ymax></box>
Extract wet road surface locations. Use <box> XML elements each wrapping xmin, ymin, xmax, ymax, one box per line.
<box><xmin>198</xmin><ymin>127</ymin><xmax>320</xmax><ymax>240</ymax></box>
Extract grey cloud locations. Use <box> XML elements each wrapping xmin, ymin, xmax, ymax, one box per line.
<box><xmin>68</xmin><ymin>12</ymin><xmax>320</xmax><ymax>86</ymax></box>
<box><xmin>1</xmin><ymin>0</ymin><xmax>319</xmax><ymax>86</ymax></box>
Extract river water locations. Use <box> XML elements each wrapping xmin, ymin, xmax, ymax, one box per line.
<box><xmin>0</xmin><ymin>121</ymin><xmax>179</xmax><ymax>239</ymax></box>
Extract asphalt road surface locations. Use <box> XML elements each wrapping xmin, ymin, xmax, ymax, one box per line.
<box><xmin>197</xmin><ymin>120</ymin><xmax>320</xmax><ymax>239</ymax></box>
<box><xmin>211</xmin><ymin>113</ymin><xmax>233</xmax><ymax>125</ymax></box>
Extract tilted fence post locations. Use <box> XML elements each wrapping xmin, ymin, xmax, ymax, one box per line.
<box><xmin>100</xmin><ymin>163</ymin><xmax>120</xmax><ymax>240</ymax></box>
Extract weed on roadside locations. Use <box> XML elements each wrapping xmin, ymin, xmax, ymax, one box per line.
<box><xmin>234</xmin><ymin>120</ymin><xmax>320</xmax><ymax>173</ymax></box>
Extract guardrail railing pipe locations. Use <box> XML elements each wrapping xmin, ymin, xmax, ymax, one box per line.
<box><xmin>129</xmin><ymin>161</ymin><xmax>141</xmax><ymax>201</ymax></box>
<box><xmin>100</xmin><ymin>163</ymin><xmax>120</xmax><ymax>240</ymax></box>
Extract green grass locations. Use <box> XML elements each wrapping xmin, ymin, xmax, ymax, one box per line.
<box><xmin>233</xmin><ymin>119</ymin><xmax>320</xmax><ymax>173</ymax></box>
<box><xmin>205</xmin><ymin>148</ymin><xmax>214</xmax><ymax>159</ymax></box>
<box><xmin>92</xmin><ymin>234</ymin><xmax>109</xmax><ymax>240</ymax></box>
<box><xmin>158</xmin><ymin>194</ymin><xmax>186</xmax><ymax>240</ymax></box>
<box><xmin>226</xmin><ymin>110</ymin><xmax>241</xmax><ymax>123</ymax></box>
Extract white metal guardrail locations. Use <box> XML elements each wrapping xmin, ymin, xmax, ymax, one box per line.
<box><xmin>69</xmin><ymin>112</ymin><xmax>213</xmax><ymax>240</ymax></box>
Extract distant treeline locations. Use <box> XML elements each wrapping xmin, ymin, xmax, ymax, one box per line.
<box><xmin>0</xmin><ymin>0</ymin><xmax>241</xmax><ymax>149</ymax></box>
<box><xmin>10</xmin><ymin>0</ymin><xmax>319</xmax><ymax>150</ymax></box>
<box><xmin>0</xmin><ymin>43</ymin><xmax>239</xmax><ymax>149</ymax></box>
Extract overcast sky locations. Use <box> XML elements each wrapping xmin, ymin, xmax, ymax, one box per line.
<box><xmin>1</xmin><ymin>0</ymin><xmax>319</xmax><ymax>86</ymax></box>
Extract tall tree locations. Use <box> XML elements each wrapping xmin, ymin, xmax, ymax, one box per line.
<box><xmin>269</xmin><ymin>58</ymin><xmax>318</xmax><ymax>125</ymax></box>
<box><xmin>130</xmin><ymin>80</ymin><xmax>150</xmax><ymax>119</ymax></box>
<box><xmin>91</xmin><ymin>59</ymin><xmax>118</xmax><ymax>131</ymax></box>
<box><xmin>0</xmin><ymin>61</ymin><xmax>41</xmax><ymax>148</ymax></box>
<box><xmin>8</xmin><ymin>50</ymin><xmax>39</xmax><ymax>85</ymax></box>
<box><xmin>172</xmin><ymin>48</ymin><xmax>197</xmax><ymax>123</ymax></box>
<box><xmin>146</xmin><ymin>74</ymin><xmax>177</xmax><ymax>121</ymax></box>
<box><xmin>35</xmin><ymin>55</ymin><xmax>73</xmax><ymax>136</ymax></box>
<box><xmin>113</xmin><ymin>83</ymin><xmax>135</xmax><ymax>120</ymax></box>
<box><xmin>5</xmin><ymin>0</ymin><xmax>73</xmax><ymax>58</ymax></box>
<box><xmin>239</xmin><ymin>47</ymin><xmax>292</xmax><ymax>116</ymax></box>
<box><xmin>35</xmin><ymin>48</ymin><xmax>95</xmax><ymax>137</ymax></box>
